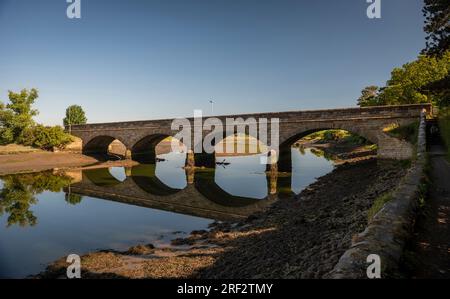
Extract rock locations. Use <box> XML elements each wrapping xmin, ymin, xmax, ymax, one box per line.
<box><xmin>125</xmin><ymin>244</ymin><xmax>155</xmax><ymax>255</ymax></box>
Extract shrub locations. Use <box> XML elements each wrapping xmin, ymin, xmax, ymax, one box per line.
<box><xmin>17</xmin><ymin>127</ymin><xmax>36</xmax><ymax>146</ymax></box>
<box><xmin>19</xmin><ymin>125</ymin><xmax>73</xmax><ymax>150</ymax></box>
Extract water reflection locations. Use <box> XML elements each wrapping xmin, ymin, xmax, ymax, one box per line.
<box><xmin>215</xmin><ymin>154</ymin><xmax>268</xmax><ymax>199</ymax></box>
<box><xmin>0</xmin><ymin>172</ymin><xmax>72</xmax><ymax>227</ymax></box>
<box><xmin>291</xmin><ymin>148</ymin><xmax>335</xmax><ymax>194</ymax></box>
<box><xmin>154</xmin><ymin>152</ymin><xmax>187</xmax><ymax>190</ymax></box>
<box><xmin>0</xmin><ymin>148</ymin><xmax>334</xmax><ymax>228</ymax></box>
<box><xmin>0</xmin><ymin>147</ymin><xmax>334</xmax><ymax>278</ymax></box>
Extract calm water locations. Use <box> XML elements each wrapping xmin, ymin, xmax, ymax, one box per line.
<box><xmin>0</xmin><ymin>148</ymin><xmax>334</xmax><ymax>278</ymax></box>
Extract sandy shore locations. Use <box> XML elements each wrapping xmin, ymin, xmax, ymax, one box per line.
<box><xmin>0</xmin><ymin>152</ymin><xmax>97</xmax><ymax>175</ymax></box>
<box><xmin>0</xmin><ymin>151</ymin><xmax>141</xmax><ymax>176</ymax></box>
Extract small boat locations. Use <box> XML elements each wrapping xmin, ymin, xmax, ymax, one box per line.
<box><xmin>216</xmin><ymin>159</ymin><xmax>230</xmax><ymax>166</ymax></box>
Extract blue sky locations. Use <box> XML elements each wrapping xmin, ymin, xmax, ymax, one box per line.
<box><xmin>0</xmin><ymin>0</ymin><xmax>425</xmax><ymax>125</ymax></box>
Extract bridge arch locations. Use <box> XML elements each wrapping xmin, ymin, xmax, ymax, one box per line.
<box><xmin>131</xmin><ymin>134</ymin><xmax>186</xmax><ymax>163</ymax></box>
<box><xmin>83</xmin><ymin>135</ymin><xmax>128</xmax><ymax>160</ymax></box>
<box><xmin>194</xmin><ymin>169</ymin><xmax>264</xmax><ymax>207</ymax></box>
<box><xmin>214</xmin><ymin>132</ymin><xmax>268</xmax><ymax>157</ymax></box>
<box><xmin>276</xmin><ymin>125</ymin><xmax>378</xmax><ymax>172</ymax></box>
<box><xmin>280</xmin><ymin>125</ymin><xmax>377</xmax><ymax>149</ymax></box>
<box><xmin>131</xmin><ymin>164</ymin><xmax>183</xmax><ymax>196</ymax></box>
<box><xmin>83</xmin><ymin>167</ymin><xmax>124</xmax><ymax>187</ymax></box>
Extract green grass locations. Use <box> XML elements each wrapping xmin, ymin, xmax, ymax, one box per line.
<box><xmin>367</xmin><ymin>193</ymin><xmax>393</xmax><ymax>222</ymax></box>
<box><xmin>438</xmin><ymin>108</ymin><xmax>450</xmax><ymax>161</ymax></box>
<box><xmin>385</xmin><ymin>121</ymin><xmax>420</xmax><ymax>146</ymax></box>
<box><xmin>299</xmin><ymin>129</ymin><xmax>369</xmax><ymax>146</ymax></box>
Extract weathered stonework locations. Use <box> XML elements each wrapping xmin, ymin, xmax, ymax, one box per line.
<box><xmin>64</xmin><ymin>167</ymin><xmax>277</xmax><ymax>221</ymax></box>
<box><xmin>68</xmin><ymin>104</ymin><xmax>430</xmax><ymax>169</ymax></box>
<box><xmin>326</xmin><ymin>110</ymin><xmax>428</xmax><ymax>279</ymax></box>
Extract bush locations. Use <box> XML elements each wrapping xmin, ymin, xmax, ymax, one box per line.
<box><xmin>17</xmin><ymin>127</ymin><xmax>36</xmax><ymax>146</ymax></box>
<box><xmin>18</xmin><ymin>125</ymin><xmax>73</xmax><ymax>150</ymax></box>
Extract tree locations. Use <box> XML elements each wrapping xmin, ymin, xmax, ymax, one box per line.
<box><xmin>0</xmin><ymin>88</ymin><xmax>38</xmax><ymax>144</ymax></box>
<box><xmin>422</xmin><ymin>0</ymin><xmax>450</xmax><ymax>56</ymax></box>
<box><xmin>63</xmin><ymin>105</ymin><xmax>87</xmax><ymax>127</ymax></box>
<box><xmin>377</xmin><ymin>51</ymin><xmax>450</xmax><ymax>107</ymax></box>
<box><xmin>356</xmin><ymin>52</ymin><xmax>450</xmax><ymax>107</ymax></box>
<box><xmin>357</xmin><ymin>86</ymin><xmax>382</xmax><ymax>107</ymax></box>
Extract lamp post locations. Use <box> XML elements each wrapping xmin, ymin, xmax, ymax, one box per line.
<box><xmin>68</xmin><ymin>106</ymin><xmax>72</xmax><ymax>134</ymax></box>
<box><xmin>209</xmin><ymin>100</ymin><xmax>214</xmax><ymax>115</ymax></box>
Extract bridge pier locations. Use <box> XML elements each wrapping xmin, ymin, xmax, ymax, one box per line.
<box><xmin>186</xmin><ymin>168</ymin><xmax>195</xmax><ymax>184</ymax></box>
<box><xmin>194</xmin><ymin>152</ymin><xmax>216</xmax><ymax>168</ymax></box>
<box><xmin>131</xmin><ymin>148</ymin><xmax>157</xmax><ymax>163</ymax></box>
<box><xmin>125</xmin><ymin>149</ymin><xmax>132</xmax><ymax>160</ymax></box>
<box><xmin>277</xmin><ymin>147</ymin><xmax>292</xmax><ymax>173</ymax></box>
<box><xmin>266</xmin><ymin>148</ymin><xmax>292</xmax><ymax>173</ymax></box>
<box><xmin>124</xmin><ymin>167</ymin><xmax>133</xmax><ymax>177</ymax></box>
<box><xmin>186</xmin><ymin>150</ymin><xmax>195</xmax><ymax>168</ymax></box>
<box><xmin>268</xmin><ymin>161</ymin><xmax>278</xmax><ymax>195</ymax></box>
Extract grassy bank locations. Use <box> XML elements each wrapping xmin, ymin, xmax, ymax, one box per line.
<box><xmin>384</xmin><ymin>121</ymin><xmax>420</xmax><ymax>146</ymax></box>
<box><xmin>438</xmin><ymin>108</ymin><xmax>450</xmax><ymax>160</ymax></box>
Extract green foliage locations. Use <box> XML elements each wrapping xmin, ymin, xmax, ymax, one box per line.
<box><xmin>63</xmin><ymin>105</ymin><xmax>87</xmax><ymax>127</ymax></box>
<box><xmin>309</xmin><ymin>148</ymin><xmax>333</xmax><ymax>161</ymax></box>
<box><xmin>422</xmin><ymin>0</ymin><xmax>450</xmax><ymax>57</ymax></box>
<box><xmin>367</xmin><ymin>193</ymin><xmax>393</xmax><ymax>222</ymax></box>
<box><xmin>0</xmin><ymin>172</ymin><xmax>73</xmax><ymax>227</ymax></box>
<box><xmin>0</xmin><ymin>89</ymin><xmax>38</xmax><ymax>145</ymax></box>
<box><xmin>17</xmin><ymin>125</ymin><xmax>73</xmax><ymax>150</ymax></box>
<box><xmin>357</xmin><ymin>86</ymin><xmax>382</xmax><ymax>107</ymax></box>
<box><xmin>422</xmin><ymin>75</ymin><xmax>450</xmax><ymax>107</ymax></box>
<box><xmin>301</xmin><ymin>129</ymin><xmax>369</xmax><ymax>146</ymax></box>
<box><xmin>30</xmin><ymin>125</ymin><xmax>73</xmax><ymax>150</ymax></box>
<box><xmin>65</xmin><ymin>193</ymin><xmax>83</xmax><ymax>205</ymax></box>
<box><xmin>357</xmin><ymin>52</ymin><xmax>450</xmax><ymax>108</ymax></box>
<box><xmin>438</xmin><ymin>108</ymin><xmax>450</xmax><ymax>160</ymax></box>
<box><xmin>385</xmin><ymin>121</ymin><xmax>420</xmax><ymax>146</ymax></box>
<box><xmin>0</xmin><ymin>89</ymin><xmax>74</xmax><ymax>150</ymax></box>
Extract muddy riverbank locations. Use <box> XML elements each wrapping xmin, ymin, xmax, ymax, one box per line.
<box><xmin>0</xmin><ymin>151</ymin><xmax>142</xmax><ymax>176</ymax></box>
<box><xmin>35</xmin><ymin>157</ymin><xmax>408</xmax><ymax>279</ymax></box>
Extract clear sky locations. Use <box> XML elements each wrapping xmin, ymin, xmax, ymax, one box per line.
<box><xmin>0</xmin><ymin>0</ymin><xmax>425</xmax><ymax>125</ymax></box>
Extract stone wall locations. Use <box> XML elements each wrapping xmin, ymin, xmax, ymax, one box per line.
<box><xmin>326</xmin><ymin>111</ymin><xmax>427</xmax><ymax>279</ymax></box>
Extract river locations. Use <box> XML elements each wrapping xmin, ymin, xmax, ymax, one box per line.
<box><xmin>0</xmin><ymin>148</ymin><xmax>334</xmax><ymax>278</ymax></box>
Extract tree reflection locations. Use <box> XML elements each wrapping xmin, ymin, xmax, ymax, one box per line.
<box><xmin>309</xmin><ymin>148</ymin><xmax>334</xmax><ymax>161</ymax></box>
<box><xmin>0</xmin><ymin>172</ymin><xmax>73</xmax><ymax>227</ymax></box>
<box><xmin>65</xmin><ymin>193</ymin><xmax>83</xmax><ymax>205</ymax></box>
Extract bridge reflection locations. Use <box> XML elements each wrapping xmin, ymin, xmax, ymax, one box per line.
<box><xmin>64</xmin><ymin>164</ymin><xmax>291</xmax><ymax>221</ymax></box>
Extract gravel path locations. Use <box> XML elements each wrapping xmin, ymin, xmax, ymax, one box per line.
<box><xmin>406</xmin><ymin>143</ymin><xmax>450</xmax><ymax>278</ymax></box>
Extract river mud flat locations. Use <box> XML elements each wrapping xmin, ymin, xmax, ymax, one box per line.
<box><xmin>35</xmin><ymin>157</ymin><xmax>408</xmax><ymax>279</ymax></box>
<box><xmin>0</xmin><ymin>151</ymin><xmax>141</xmax><ymax>176</ymax></box>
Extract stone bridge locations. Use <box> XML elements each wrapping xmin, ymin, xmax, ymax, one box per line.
<box><xmin>64</xmin><ymin>166</ymin><xmax>278</xmax><ymax>221</ymax></box>
<box><xmin>69</xmin><ymin>104</ymin><xmax>431</xmax><ymax>171</ymax></box>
